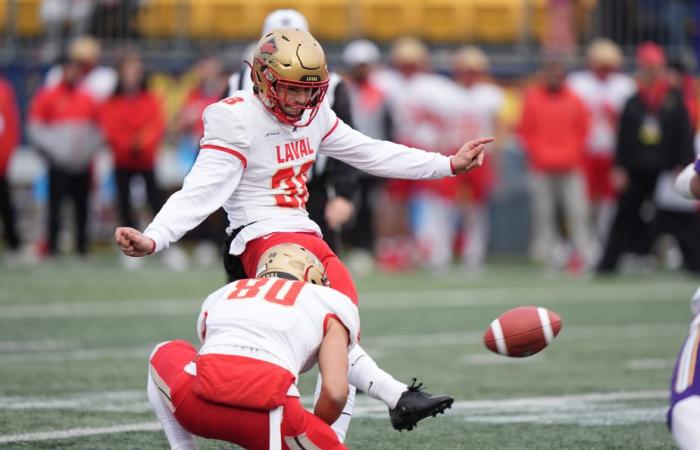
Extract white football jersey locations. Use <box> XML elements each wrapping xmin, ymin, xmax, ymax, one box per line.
<box><xmin>372</xmin><ymin>70</ymin><xmax>458</xmax><ymax>154</ymax></box>
<box><xmin>567</xmin><ymin>71</ymin><xmax>636</xmax><ymax>155</ymax></box>
<box><xmin>444</xmin><ymin>82</ymin><xmax>504</xmax><ymax>150</ymax></box>
<box><xmin>196</xmin><ymin>277</ymin><xmax>360</xmax><ymax>378</ymax></box>
<box><xmin>144</xmin><ymin>89</ymin><xmax>452</xmax><ymax>254</ymax></box>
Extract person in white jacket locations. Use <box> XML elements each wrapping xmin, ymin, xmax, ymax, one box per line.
<box><xmin>117</xmin><ymin>27</ymin><xmax>488</xmax><ymax>439</ymax></box>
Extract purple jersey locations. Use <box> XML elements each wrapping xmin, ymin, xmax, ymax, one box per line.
<box><xmin>668</xmin><ymin>315</ymin><xmax>700</xmax><ymax>428</ymax></box>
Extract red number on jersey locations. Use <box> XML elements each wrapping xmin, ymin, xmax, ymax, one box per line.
<box><xmin>272</xmin><ymin>161</ymin><xmax>314</xmax><ymax>208</ymax></box>
<box><xmin>227</xmin><ymin>278</ymin><xmax>303</xmax><ymax>306</ymax></box>
<box><xmin>227</xmin><ymin>279</ymin><xmax>268</xmax><ymax>299</ymax></box>
<box><xmin>222</xmin><ymin>96</ymin><xmax>244</xmax><ymax>106</ymax></box>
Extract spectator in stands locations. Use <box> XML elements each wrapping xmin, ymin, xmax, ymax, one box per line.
<box><xmin>0</xmin><ymin>76</ymin><xmax>21</xmax><ymax>262</ymax></box>
<box><xmin>518</xmin><ymin>57</ymin><xmax>593</xmax><ymax>273</ymax></box>
<box><xmin>340</xmin><ymin>39</ymin><xmax>391</xmax><ymax>273</ymax></box>
<box><xmin>28</xmin><ymin>56</ymin><xmax>102</xmax><ymax>257</ymax></box>
<box><xmin>598</xmin><ymin>42</ymin><xmax>697</xmax><ymax>274</ymax></box>
<box><xmin>567</xmin><ymin>39</ymin><xmax>636</xmax><ymax>249</ymax></box>
<box><xmin>449</xmin><ymin>46</ymin><xmax>507</xmax><ymax>271</ymax></box>
<box><xmin>101</xmin><ymin>50</ymin><xmax>164</xmax><ymax>231</ymax></box>
<box><xmin>45</xmin><ymin>35</ymin><xmax>117</xmax><ymax>102</ymax></box>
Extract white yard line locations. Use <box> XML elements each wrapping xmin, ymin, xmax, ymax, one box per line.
<box><xmin>0</xmin><ymin>390</ymin><xmax>669</xmax><ymax>443</ymax></box>
<box><xmin>0</xmin><ymin>422</ymin><xmax>161</xmax><ymax>444</ymax></box>
<box><xmin>0</xmin><ymin>323</ymin><xmax>685</xmax><ymax>363</ymax></box>
<box><xmin>0</xmin><ymin>282</ymin><xmax>688</xmax><ymax>319</ymax></box>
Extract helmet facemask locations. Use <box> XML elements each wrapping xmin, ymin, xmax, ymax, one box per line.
<box><xmin>257</xmin><ymin>64</ymin><xmax>328</xmax><ymax>126</ymax></box>
<box><xmin>251</xmin><ymin>28</ymin><xmax>329</xmax><ymax>127</ymax></box>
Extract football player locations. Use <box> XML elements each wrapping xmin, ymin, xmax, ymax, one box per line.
<box><xmin>147</xmin><ymin>244</ymin><xmax>359</xmax><ymax>449</ymax></box>
<box><xmin>118</xmin><ymin>28</ymin><xmax>488</xmax><ymax>437</ymax></box>
<box><xmin>668</xmin><ymin>166</ymin><xmax>700</xmax><ymax>449</ymax></box>
<box><xmin>668</xmin><ymin>287</ymin><xmax>700</xmax><ymax>450</ymax></box>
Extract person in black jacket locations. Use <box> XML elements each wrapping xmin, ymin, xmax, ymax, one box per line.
<box><xmin>598</xmin><ymin>42</ymin><xmax>697</xmax><ymax>273</ymax></box>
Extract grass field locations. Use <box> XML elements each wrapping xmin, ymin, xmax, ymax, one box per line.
<box><xmin>0</xmin><ymin>255</ymin><xmax>697</xmax><ymax>449</ymax></box>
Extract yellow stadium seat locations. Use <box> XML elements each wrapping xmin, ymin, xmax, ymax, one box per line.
<box><xmin>526</xmin><ymin>0</ymin><xmax>549</xmax><ymax>42</ymax></box>
<box><xmin>16</xmin><ymin>0</ymin><xmax>42</xmax><ymax>37</ymax></box>
<box><xmin>418</xmin><ymin>0</ymin><xmax>474</xmax><ymax>42</ymax></box>
<box><xmin>191</xmin><ymin>0</ymin><xmax>266</xmax><ymax>40</ymax></box>
<box><xmin>472</xmin><ymin>0</ymin><xmax>524</xmax><ymax>43</ymax></box>
<box><xmin>358</xmin><ymin>0</ymin><xmax>419</xmax><ymax>41</ymax></box>
<box><xmin>308</xmin><ymin>0</ymin><xmax>351</xmax><ymax>42</ymax></box>
<box><xmin>137</xmin><ymin>0</ymin><xmax>183</xmax><ymax>39</ymax></box>
<box><xmin>0</xmin><ymin>0</ymin><xmax>7</xmax><ymax>32</ymax></box>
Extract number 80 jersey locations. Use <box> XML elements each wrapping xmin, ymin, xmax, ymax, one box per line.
<box><xmin>196</xmin><ymin>277</ymin><xmax>360</xmax><ymax>379</ymax></box>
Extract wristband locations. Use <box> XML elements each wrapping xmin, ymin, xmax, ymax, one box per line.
<box><xmin>694</xmin><ymin>158</ymin><xmax>700</xmax><ymax>175</ymax></box>
<box><xmin>449</xmin><ymin>157</ymin><xmax>457</xmax><ymax>175</ymax></box>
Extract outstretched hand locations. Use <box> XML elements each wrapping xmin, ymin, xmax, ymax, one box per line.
<box><xmin>115</xmin><ymin>227</ymin><xmax>155</xmax><ymax>257</ymax></box>
<box><xmin>450</xmin><ymin>137</ymin><xmax>495</xmax><ymax>174</ymax></box>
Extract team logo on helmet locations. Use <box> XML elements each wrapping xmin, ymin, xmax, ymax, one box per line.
<box><xmin>260</xmin><ymin>38</ymin><xmax>277</xmax><ymax>56</ymax></box>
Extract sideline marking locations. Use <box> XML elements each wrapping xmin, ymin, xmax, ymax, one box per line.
<box><xmin>0</xmin><ymin>390</ymin><xmax>669</xmax><ymax>443</ymax></box>
<box><xmin>0</xmin><ymin>282</ymin><xmax>689</xmax><ymax>319</ymax></box>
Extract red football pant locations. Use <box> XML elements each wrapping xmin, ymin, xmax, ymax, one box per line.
<box><xmin>241</xmin><ymin>232</ymin><xmax>359</xmax><ymax>305</ymax></box>
<box><xmin>149</xmin><ymin>340</ymin><xmax>346</xmax><ymax>450</ymax></box>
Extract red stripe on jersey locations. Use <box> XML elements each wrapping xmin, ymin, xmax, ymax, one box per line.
<box><xmin>322</xmin><ymin>118</ymin><xmax>340</xmax><ymax>141</ymax></box>
<box><xmin>200</xmin><ymin>144</ymin><xmax>248</xmax><ymax>168</ymax></box>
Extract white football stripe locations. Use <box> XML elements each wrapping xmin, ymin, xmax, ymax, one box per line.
<box><xmin>489</xmin><ymin>319</ymin><xmax>508</xmax><ymax>356</ymax></box>
<box><xmin>537</xmin><ymin>307</ymin><xmax>554</xmax><ymax>344</ymax></box>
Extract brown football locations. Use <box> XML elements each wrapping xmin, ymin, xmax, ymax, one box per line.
<box><xmin>483</xmin><ymin>306</ymin><xmax>563</xmax><ymax>357</ymax></box>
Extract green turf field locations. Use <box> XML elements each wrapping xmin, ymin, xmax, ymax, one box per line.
<box><xmin>0</xmin><ymin>255</ymin><xmax>697</xmax><ymax>449</ymax></box>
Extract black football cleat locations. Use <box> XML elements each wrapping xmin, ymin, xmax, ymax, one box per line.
<box><xmin>389</xmin><ymin>378</ymin><xmax>454</xmax><ymax>431</ymax></box>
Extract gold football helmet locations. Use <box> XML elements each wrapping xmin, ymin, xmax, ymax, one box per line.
<box><xmin>251</xmin><ymin>28</ymin><xmax>329</xmax><ymax>127</ymax></box>
<box><xmin>255</xmin><ymin>243</ymin><xmax>328</xmax><ymax>286</ymax></box>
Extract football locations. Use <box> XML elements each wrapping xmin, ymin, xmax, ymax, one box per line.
<box><xmin>483</xmin><ymin>306</ymin><xmax>563</xmax><ymax>357</ymax></box>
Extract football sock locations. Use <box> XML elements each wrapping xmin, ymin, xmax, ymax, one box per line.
<box><xmin>347</xmin><ymin>345</ymin><xmax>407</xmax><ymax>409</ymax></box>
<box><xmin>314</xmin><ymin>374</ymin><xmax>355</xmax><ymax>442</ymax></box>
<box><xmin>147</xmin><ymin>372</ymin><xmax>197</xmax><ymax>450</ymax></box>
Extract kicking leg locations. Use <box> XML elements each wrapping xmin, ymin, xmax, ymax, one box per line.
<box><xmin>348</xmin><ymin>345</ymin><xmax>453</xmax><ymax>431</ymax></box>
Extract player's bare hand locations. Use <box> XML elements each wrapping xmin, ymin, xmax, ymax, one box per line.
<box><xmin>450</xmin><ymin>137</ymin><xmax>495</xmax><ymax>174</ymax></box>
<box><xmin>115</xmin><ymin>227</ymin><xmax>155</xmax><ymax>257</ymax></box>
<box><xmin>325</xmin><ymin>197</ymin><xmax>354</xmax><ymax>230</ymax></box>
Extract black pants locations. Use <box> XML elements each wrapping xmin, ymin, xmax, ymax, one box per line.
<box><xmin>598</xmin><ymin>174</ymin><xmax>658</xmax><ymax>272</ymax></box>
<box><xmin>655</xmin><ymin>209</ymin><xmax>700</xmax><ymax>273</ymax></box>
<box><xmin>115</xmin><ymin>168</ymin><xmax>162</xmax><ymax>228</ymax></box>
<box><xmin>0</xmin><ymin>176</ymin><xmax>20</xmax><ymax>250</ymax></box>
<box><xmin>306</xmin><ymin>184</ymin><xmax>339</xmax><ymax>253</ymax></box>
<box><xmin>343</xmin><ymin>176</ymin><xmax>378</xmax><ymax>252</ymax></box>
<box><xmin>48</xmin><ymin>166</ymin><xmax>91</xmax><ymax>255</ymax></box>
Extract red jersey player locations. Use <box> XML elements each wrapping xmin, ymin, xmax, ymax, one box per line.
<box><xmin>119</xmin><ymin>28</ymin><xmax>490</xmax><ymax>436</ymax></box>
<box><xmin>148</xmin><ymin>244</ymin><xmax>358</xmax><ymax>449</ymax></box>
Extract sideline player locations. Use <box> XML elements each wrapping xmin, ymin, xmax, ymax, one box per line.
<box><xmin>148</xmin><ymin>244</ymin><xmax>359</xmax><ymax>449</ymax></box>
<box><xmin>118</xmin><ymin>28</ymin><xmax>487</xmax><ymax>436</ymax></box>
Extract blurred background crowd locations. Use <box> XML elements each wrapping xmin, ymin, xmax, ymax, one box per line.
<box><xmin>1</xmin><ymin>0</ymin><xmax>700</xmax><ymax>277</ymax></box>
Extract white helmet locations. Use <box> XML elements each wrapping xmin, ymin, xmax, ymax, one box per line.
<box><xmin>343</xmin><ymin>39</ymin><xmax>381</xmax><ymax>68</ymax></box>
<box><xmin>262</xmin><ymin>9</ymin><xmax>309</xmax><ymax>35</ymax></box>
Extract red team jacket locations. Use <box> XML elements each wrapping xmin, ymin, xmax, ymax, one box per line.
<box><xmin>100</xmin><ymin>91</ymin><xmax>165</xmax><ymax>171</ymax></box>
<box><xmin>518</xmin><ymin>85</ymin><xmax>590</xmax><ymax>172</ymax></box>
<box><xmin>0</xmin><ymin>77</ymin><xmax>20</xmax><ymax>177</ymax></box>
